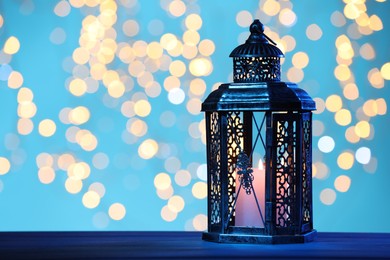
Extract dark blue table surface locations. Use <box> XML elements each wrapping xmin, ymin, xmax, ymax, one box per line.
<box><xmin>0</xmin><ymin>231</ymin><xmax>389</xmax><ymax>259</ymax></box>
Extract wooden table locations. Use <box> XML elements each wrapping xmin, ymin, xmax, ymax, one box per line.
<box><xmin>0</xmin><ymin>231</ymin><xmax>389</xmax><ymax>259</ymax></box>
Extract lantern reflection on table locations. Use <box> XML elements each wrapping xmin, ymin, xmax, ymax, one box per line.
<box><xmin>201</xmin><ymin>19</ymin><xmax>316</xmax><ymax>244</ymax></box>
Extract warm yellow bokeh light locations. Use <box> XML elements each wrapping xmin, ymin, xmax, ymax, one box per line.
<box><xmin>65</xmin><ymin>177</ymin><xmax>83</xmax><ymax>194</ymax></box>
<box><xmin>189</xmin><ymin>58</ymin><xmax>212</xmax><ymax>77</ymax></box>
<box><xmin>147</xmin><ymin>41</ymin><xmax>163</xmax><ymax>60</ymax></box>
<box><xmin>279</xmin><ymin>8</ymin><xmax>296</xmax><ymax>27</ymax></box>
<box><xmin>198</xmin><ymin>39</ymin><xmax>215</xmax><ymax>56</ymax></box>
<box><xmin>17</xmin><ymin>87</ymin><xmax>33</xmax><ymax>103</ymax></box>
<box><xmin>17</xmin><ymin>102</ymin><xmax>37</xmax><ymax>119</ymax></box>
<box><xmin>72</xmin><ymin>47</ymin><xmax>90</xmax><ymax>65</ymax></box>
<box><xmin>354</xmin><ymin>121</ymin><xmax>370</xmax><ymax>138</ymax></box>
<box><xmin>109</xmin><ymin>203</ymin><xmax>126</xmax><ymax>220</ymax></box>
<box><xmin>69</xmin><ymin>78</ymin><xmax>88</xmax><ymax>97</ymax></box>
<box><xmin>38</xmin><ymin>166</ymin><xmax>56</xmax><ymax>184</ymax></box>
<box><xmin>381</xmin><ymin>62</ymin><xmax>390</xmax><ymax>80</ymax></box>
<box><xmin>334</xmin><ymin>175</ymin><xmax>351</xmax><ymax>192</ymax></box>
<box><xmin>292</xmin><ymin>52</ymin><xmax>309</xmax><ymax>69</ymax></box>
<box><xmin>376</xmin><ymin>98</ymin><xmax>387</xmax><ymax>115</ymax></box>
<box><xmin>169</xmin><ymin>60</ymin><xmax>186</xmax><ymax>77</ymax></box>
<box><xmin>343</xmin><ymin>83</ymin><xmax>359</xmax><ymax>100</ymax></box>
<box><xmin>157</xmin><ymin>186</ymin><xmax>174</xmax><ymax>200</ymax></box>
<box><xmin>79</xmin><ymin>132</ymin><xmax>98</xmax><ymax>151</ymax></box>
<box><xmin>138</xmin><ymin>139</ymin><xmax>158</xmax><ymax>159</ymax></box>
<box><xmin>69</xmin><ymin>106</ymin><xmax>90</xmax><ymax>125</ymax></box>
<box><xmin>133</xmin><ymin>40</ymin><xmax>148</xmax><ymax>58</ymax></box>
<box><xmin>160</xmin><ymin>33</ymin><xmax>178</xmax><ymax>51</ymax></box>
<box><xmin>368</xmin><ymin>68</ymin><xmax>384</xmax><ymax>89</ymax></box>
<box><xmin>134</xmin><ymin>99</ymin><xmax>151</xmax><ymax>117</ymax></box>
<box><xmin>325</xmin><ymin>95</ymin><xmax>343</xmax><ymax>112</ymax></box>
<box><xmin>363</xmin><ymin>99</ymin><xmax>378</xmax><ymax>117</ymax></box>
<box><xmin>0</xmin><ymin>157</ymin><xmax>11</xmax><ymax>175</ymax></box>
<box><xmin>68</xmin><ymin>162</ymin><xmax>91</xmax><ymax>180</ymax></box>
<box><xmin>345</xmin><ymin>126</ymin><xmax>360</xmax><ymax>144</ymax></box>
<box><xmin>90</xmin><ymin>63</ymin><xmax>107</xmax><ymax>80</ymax></box>
<box><xmin>343</xmin><ymin>3</ymin><xmax>360</xmax><ymax>19</ymax></box>
<box><xmin>183</xmin><ymin>30</ymin><xmax>200</xmax><ymax>46</ymax></box>
<box><xmin>107</xmin><ymin>80</ymin><xmax>125</xmax><ymax>98</ymax></box>
<box><xmin>189</xmin><ymin>78</ymin><xmax>206</xmax><ymax>96</ymax></box>
<box><xmin>39</xmin><ymin>119</ymin><xmax>57</xmax><ymax>137</ymax></box>
<box><xmin>154</xmin><ymin>172</ymin><xmax>171</xmax><ymax>190</ymax></box>
<box><xmin>168</xmin><ymin>0</ymin><xmax>186</xmax><ymax>17</ymax></box>
<box><xmin>4</xmin><ymin>36</ymin><xmax>20</xmax><ymax>55</ymax></box>
<box><xmin>192</xmin><ymin>214</ymin><xmax>207</xmax><ymax>231</ymax></box>
<box><xmin>58</xmin><ymin>153</ymin><xmax>76</xmax><ymax>171</ymax></box>
<box><xmin>17</xmin><ymin>118</ymin><xmax>34</xmax><ymax>135</ymax></box>
<box><xmin>334</xmin><ymin>109</ymin><xmax>352</xmax><ymax>126</ymax></box>
<box><xmin>161</xmin><ymin>205</ymin><xmax>177</xmax><ymax>222</ymax></box>
<box><xmin>192</xmin><ymin>181</ymin><xmax>207</xmax><ymax>199</ymax></box>
<box><xmin>185</xmin><ymin>14</ymin><xmax>202</xmax><ymax>31</ymax></box>
<box><xmin>167</xmin><ymin>195</ymin><xmax>185</xmax><ymax>213</ymax></box>
<box><xmin>263</xmin><ymin>0</ymin><xmax>281</xmax><ymax>16</ymax></box>
<box><xmin>163</xmin><ymin>76</ymin><xmax>180</xmax><ymax>92</ymax></box>
<box><xmin>82</xmin><ymin>191</ymin><xmax>101</xmax><ymax>209</ymax></box>
<box><xmin>128</xmin><ymin>60</ymin><xmax>145</xmax><ymax>77</ymax></box>
<box><xmin>7</xmin><ymin>71</ymin><xmax>24</xmax><ymax>89</ymax></box>
<box><xmin>182</xmin><ymin>44</ymin><xmax>198</xmax><ymax>60</ymax></box>
<box><xmin>334</xmin><ymin>64</ymin><xmax>352</xmax><ymax>81</ymax></box>
<box><xmin>337</xmin><ymin>151</ymin><xmax>354</xmax><ymax>170</ymax></box>
<box><xmin>128</xmin><ymin>118</ymin><xmax>148</xmax><ymax>137</ymax></box>
<box><xmin>369</xmin><ymin>15</ymin><xmax>383</xmax><ymax>31</ymax></box>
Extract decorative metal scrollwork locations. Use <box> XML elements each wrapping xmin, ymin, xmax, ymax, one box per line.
<box><xmin>236</xmin><ymin>152</ymin><xmax>254</xmax><ymax>195</ymax></box>
<box><xmin>226</xmin><ymin>112</ymin><xmax>244</xmax><ymax>224</ymax></box>
<box><xmin>274</xmin><ymin>117</ymin><xmax>297</xmax><ymax>228</ymax></box>
<box><xmin>302</xmin><ymin>115</ymin><xmax>312</xmax><ymax>224</ymax></box>
<box><xmin>209</xmin><ymin>112</ymin><xmax>221</xmax><ymax>225</ymax></box>
<box><xmin>233</xmin><ymin>57</ymin><xmax>281</xmax><ymax>83</ymax></box>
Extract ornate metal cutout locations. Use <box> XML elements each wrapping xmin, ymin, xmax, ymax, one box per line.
<box><xmin>233</xmin><ymin>57</ymin><xmax>281</xmax><ymax>83</ymax></box>
<box><xmin>302</xmin><ymin>113</ymin><xmax>312</xmax><ymax>224</ymax></box>
<box><xmin>209</xmin><ymin>112</ymin><xmax>221</xmax><ymax>226</ymax></box>
<box><xmin>274</xmin><ymin>116</ymin><xmax>297</xmax><ymax>228</ymax></box>
<box><xmin>226</xmin><ymin>112</ymin><xmax>243</xmax><ymax>224</ymax></box>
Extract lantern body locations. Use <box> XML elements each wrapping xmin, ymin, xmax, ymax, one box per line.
<box><xmin>201</xmin><ymin>20</ymin><xmax>316</xmax><ymax>244</ymax></box>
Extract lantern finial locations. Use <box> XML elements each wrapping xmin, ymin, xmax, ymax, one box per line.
<box><xmin>230</xmin><ymin>19</ymin><xmax>284</xmax><ymax>83</ymax></box>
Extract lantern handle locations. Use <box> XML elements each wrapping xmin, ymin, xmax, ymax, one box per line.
<box><xmin>247</xmin><ymin>19</ymin><xmax>278</xmax><ymax>46</ymax></box>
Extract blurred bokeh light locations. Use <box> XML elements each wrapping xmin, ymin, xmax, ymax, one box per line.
<box><xmin>0</xmin><ymin>0</ymin><xmax>389</xmax><ymax>232</ymax></box>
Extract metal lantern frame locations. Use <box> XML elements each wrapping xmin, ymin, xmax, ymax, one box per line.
<box><xmin>201</xmin><ymin>20</ymin><xmax>316</xmax><ymax>244</ymax></box>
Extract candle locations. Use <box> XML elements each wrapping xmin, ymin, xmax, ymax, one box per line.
<box><xmin>235</xmin><ymin>163</ymin><xmax>266</xmax><ymax>228</ymax></box>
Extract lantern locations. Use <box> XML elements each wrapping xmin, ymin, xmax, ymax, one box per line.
<box><xmin>201</xmin><ymin>19</ymin><xmax>316</xmax><ymax>244</ymax></box>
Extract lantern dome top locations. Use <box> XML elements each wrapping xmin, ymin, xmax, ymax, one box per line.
<box><xmin>229</xmin><ymin>19</ymin><xmax>284</xmax><ymax>58</ymax></box>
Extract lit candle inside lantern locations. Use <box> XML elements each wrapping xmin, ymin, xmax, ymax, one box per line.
<box><xmin>235</xmin><ymin>159</ymin><xmax>266</xmax><ymax>227</ymax></box>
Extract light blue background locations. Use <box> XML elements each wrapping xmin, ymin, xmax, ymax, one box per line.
<box><xmin>0</xmin><ymin>1</ymin><xmax>389</xmax><ymax>232</ymax></box>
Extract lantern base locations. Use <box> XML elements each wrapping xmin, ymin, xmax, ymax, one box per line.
<box><xmin>202</xmin><ymin>230</ymin><xmax>317</xmax><ymax>244</ymax></box>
